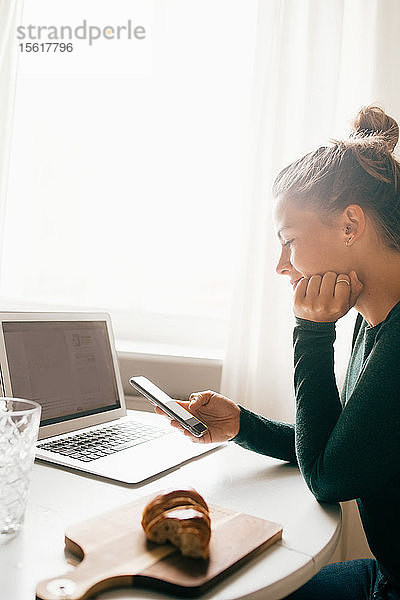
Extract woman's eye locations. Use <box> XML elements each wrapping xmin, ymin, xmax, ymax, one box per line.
<box><xmin>283</xmin><ymin>239</ymin><xmax>294</xmax><ymax>247</ymax></box>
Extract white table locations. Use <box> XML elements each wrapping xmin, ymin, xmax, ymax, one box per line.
<box><xmin>0</xmin><ymin>412</ymin><xmax>341</xmax><ymax>600</ymax></box>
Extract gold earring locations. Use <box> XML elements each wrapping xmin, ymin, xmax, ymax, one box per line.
<box><xmin>345</xmin><ymin>235</ymin><xmax>354</xmax><ymax>247</ymax></box>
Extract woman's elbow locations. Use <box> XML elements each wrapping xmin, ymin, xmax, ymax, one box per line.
<box><xmin>305</xmin><ymin>473</ymin><xmax>345</xmax><ymax>503</ymax></box>
<box><xmin>310</xmin><ymin>486</ymin><xmax>340</xmax><ymax>503</ymax></box>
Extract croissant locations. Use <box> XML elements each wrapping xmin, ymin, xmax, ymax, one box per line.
<box><xmin>141</xmin><ymin>489</ymin><xmax>211</xmax><ymax>559</ymax></box>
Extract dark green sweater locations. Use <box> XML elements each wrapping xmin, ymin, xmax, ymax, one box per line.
<box><xmin>233</xmin><ymin>300</ymin><xmax>400</xmax><ymax>585</ymax></box>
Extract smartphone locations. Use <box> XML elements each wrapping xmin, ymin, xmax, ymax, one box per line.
<box><xmin>129</xmin><ymin>376</ymin><xmax>208</xmax><ymax>438</ymax></box>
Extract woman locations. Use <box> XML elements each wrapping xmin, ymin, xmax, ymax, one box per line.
<box><xmin>157</xmin><ymin>106</ymin><xmax>400</xmax><ymax>599</ymax></box>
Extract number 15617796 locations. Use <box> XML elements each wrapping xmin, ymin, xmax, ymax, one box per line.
<box><xmin>19</xmin><ymin>43</ymin><xmax>73</xmax><ymax>52</ymax></box>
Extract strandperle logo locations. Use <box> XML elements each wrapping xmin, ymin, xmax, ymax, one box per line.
<box><xmin>17</xmin><ymin>19</ymin><xmax>146</xmax><ymax>46</ymax></box>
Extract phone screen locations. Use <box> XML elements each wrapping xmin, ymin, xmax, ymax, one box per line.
<box><xmin>129</xmin><ymin>376</ymin><xmax>208</xmax><ymax>437</ymax></box>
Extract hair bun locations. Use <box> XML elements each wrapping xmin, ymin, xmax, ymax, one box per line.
<box><xmin>351</xmin><ymin>105</ymin><xmax>399</xmax><ymax>152</ymax></box>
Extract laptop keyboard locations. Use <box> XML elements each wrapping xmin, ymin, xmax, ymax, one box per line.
<box><xmin>37</xmin><ymin>421</ymin><xmax>171</xmax><ymax>462</ymax></box>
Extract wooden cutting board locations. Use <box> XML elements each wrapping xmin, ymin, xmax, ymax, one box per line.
<box><xmin>36</xmin><ymin>494</ymin><xmax>282</xmax><ymax>600</ymax></box>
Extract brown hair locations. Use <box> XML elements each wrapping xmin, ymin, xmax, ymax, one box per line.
<box><xmin>272</xmin><ymin>105</ymin><xmax>400</xmax><ymax>251</ymax></box>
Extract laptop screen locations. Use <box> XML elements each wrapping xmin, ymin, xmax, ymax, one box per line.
<box><xmin>2</xmin><ymin>320</ymin><xmax>121</xmax><ymax>426</ymax></box>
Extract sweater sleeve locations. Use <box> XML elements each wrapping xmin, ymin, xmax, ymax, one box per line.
<box><xmin>232</xmin><ymin>405</ymin><xmax>297</xmax><ymax>463</ymax></box>
<box><xmin>293</xmin><ymin>315</ymin><xmax>400</xmax><ymax>503</ymax></box>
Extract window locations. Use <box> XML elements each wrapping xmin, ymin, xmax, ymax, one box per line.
<box><xmin>1</xmin><ymin>0</ymin><xmax>257</xmax><ymax>357</ymax></box>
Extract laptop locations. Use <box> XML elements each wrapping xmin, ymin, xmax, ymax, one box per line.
<box><xmin>0</xmin><ymin>312</ymin><xmax>221</xmax><ymax>484</ymax></box>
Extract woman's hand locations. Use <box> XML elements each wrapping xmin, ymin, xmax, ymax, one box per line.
<box><xmin>154</xmin><ymin>390</ymin><xmax>240</xmax><ymax>444</ymax></box>
<box><xmin>294</xmin><ymin>270</ymin><xmax>363</xmax><ymax>322</ymax></box>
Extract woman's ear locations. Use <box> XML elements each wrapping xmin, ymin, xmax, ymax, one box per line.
<box><xmin>342</xmin><ymin>204</ymin><xmax>366</xmax><ymax>246</ymax></box>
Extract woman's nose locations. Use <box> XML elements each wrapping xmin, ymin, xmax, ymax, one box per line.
<box><xmin>275</xmin><ymin>247</ymin><xmax>292</xmax><ymax>276</ymax></box>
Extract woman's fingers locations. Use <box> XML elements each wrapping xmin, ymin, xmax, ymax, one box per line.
<box><xmin>320</xmin><ymin>272</ymin><xmax>339</xmax><ymax>297</ymax></box>
<box><xmin>333</xmin><ymin>273</ymin><xmax>351</xmax><ymax>304</ymax></box>
<box><xmin>294</xmin><ymin>271</ymin><xmax>363</xmax><ymax>322</ymax></box>
<box><xmin>294</xmin><ymin>277</ymin><xmax>308</xmax><ymax>299</ymax></box>
<box><xmin>187</xmin><ymin>390</ymin><xmax>214</xmax><ymax>412</ymax></box>
<box><xmin>306</xmin><ymin>274</ymin><xmax>323</xmax><ymax>297</ymax></box>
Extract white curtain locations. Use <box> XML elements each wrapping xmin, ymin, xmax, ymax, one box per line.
<box><xmin>0</xmin><ymin>0</ymin><xmax>256</xmax><ymax>358</ymax></box>
<box><xmin>0</xmin><ymin>1</ymin><xmax>22</xmax><ymax>213</ymax></box>
<box><xmin>0</xmin><ymin>0</ymin><xmax>23</xmax><ymax>252</ymax></box>
<box><xmin>220</xmin><ymin>0</ymin><xmax>400</xmax><ymax>422</ymax></box>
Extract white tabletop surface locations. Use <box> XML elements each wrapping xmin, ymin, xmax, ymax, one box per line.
<box><xmin>0</xmin><ymin>411</ymin><xmax>341</xmax><ymax>600</ymax></box>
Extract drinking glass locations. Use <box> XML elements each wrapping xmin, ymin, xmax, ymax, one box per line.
<box><xmin>0</xmin><ymin>398</ymin><xmax>41</xmax><ymax>535</ymax></box>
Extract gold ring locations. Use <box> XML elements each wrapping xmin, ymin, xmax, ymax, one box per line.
<box><xmin>336</xmin><ymin>279</ymin><xmax>350</xmax><ymax>286</ymax></box>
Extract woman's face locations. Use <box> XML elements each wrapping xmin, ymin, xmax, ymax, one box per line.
<box><xmin>274</xmin><ymin>195</ymin><xmax>352</xmax><ymax>291</ymax></box>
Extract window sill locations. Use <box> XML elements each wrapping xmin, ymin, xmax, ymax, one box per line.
<box><xmin>117</xmin><ymin>345</ymin><xmax>223</xmax><ymax>403</ymax></box>
<box><xmin>116</xmin><ymin>340</ymin><xmax>224</xmax><ymax>361</ymax></box>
